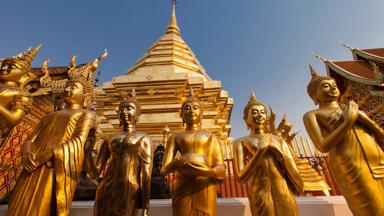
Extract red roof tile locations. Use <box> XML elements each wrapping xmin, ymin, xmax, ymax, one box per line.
<box><xmin>331</xmin><ymin>60</ymin><xmax>377</xmax><ymax>80</ymax></box>
<box><xmin>361</xmin><ymin>48</ymin><xmax>384</xmax><ymax>58</ymax></box>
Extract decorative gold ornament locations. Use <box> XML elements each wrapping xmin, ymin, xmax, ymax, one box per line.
<box><xmin>40</xmin><ymin>50</ymin><xmax>107</xmax><ymax>108</ymax></box>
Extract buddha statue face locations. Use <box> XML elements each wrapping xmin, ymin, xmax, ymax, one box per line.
<box><xmin>182</xmin><ymin>101</ymin><xmax>202</xmax><ymax>125</ymax></box>
<box><xmin>0</xmin><ymin>59</ymin><xmax>27</xmax><ymax>83</ymax></box>
<box><xmin>119</xmin><ymin>102</ymin><xmax>137</xmax><ymax>126</ymax></box>
<box><xmin>63</xmin><ymin>81</ymin><xmax>85</xmax><ymax>107</ymax></box>
<box><xmin>315</xmin><ymin>79</ymin><xmax>340</xmax><ymax>103</ymax></box>
<box><xmin>245</xmin><ymin>104</ymin><xmax>267</xmax><ymax>129</ymax></box>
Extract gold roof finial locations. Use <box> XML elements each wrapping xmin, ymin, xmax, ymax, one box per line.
<box><xmin>340</xmin><ymin>42</ymin><xmax>355</xmax><ymax>51</ymax></box>
<box><xmin>166</xmin><ymin>0</ymin><xmax>180</xmax><ymax>35</ymax></box>
<box><xmin>69</xmin><ymin>55</ymin><xmax>77</xmax><ymax>68</ymax></box>
<box><xmin>311</xmin><ymin>51</ymin><xmax>329</xmax><ymax>63</ymax></box>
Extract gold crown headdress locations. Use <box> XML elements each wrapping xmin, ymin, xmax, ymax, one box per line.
<box><xmin>7</xmin><ymin>45</ymin><xmax>42</xmax><ymax>70</ymax></box>
<box><xmin>40</xmin><ymin>50</ymin><xmax>107</xmax><ymax>108</ymax></box>
<box><xmin>0</xmin><ymin>45</ymin><xmax>42</xmax><ymax>87</ymax></box>
<box><xmin>307</xmin><ymin>65</ymin><xmax>334</xmax><ymax>104</ymax></box>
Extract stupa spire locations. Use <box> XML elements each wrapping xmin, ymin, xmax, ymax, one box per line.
<box><xmin>166</xmin><ymin>0</ymin><xmax>180</xmax><ymax>35</ymax></box>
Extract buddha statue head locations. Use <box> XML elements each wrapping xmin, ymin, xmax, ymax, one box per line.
<box><xmin>243</xmin><ymin>90</ymin><xmax>267</xmax><ymax>130</ymax></box>
<box><xmin>181</xmin><ymin>87</ymin><xmax>202</xmax><ymax>127</ymax></box>
<box><xmin>63</xmin><ymin>81</ymin><xmax>86</xmax><ymax>108</ymax></box>
<box><xmin>0</xmin><ymin>45</ymin><xmax>41</xmax><ymax>86</ymax></box>
<box><xmin>118</xmin><ymin>89</ymin><xmax>141</xmax><ymax>130</ymax></box>
<box><xmin>307</xmin><ymin>65</ymin><xmax>340</xmax><ymax>105</ymax></box>
<box><xmin>40</xmin><ymin>50</ymin><xmax>107</xmax><ymax>109</ymax></box>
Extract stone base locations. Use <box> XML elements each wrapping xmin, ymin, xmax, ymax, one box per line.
<box><xmin>0</xmin><ymin>196</ymin><xmax>352</xmax><ymax>216</ymax></box>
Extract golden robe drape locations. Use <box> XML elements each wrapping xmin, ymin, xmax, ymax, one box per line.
<box><xmin>171</xmin><ymin>135</ymin><xmax>224</xmax><ymax>216</ymax></box>
<box><xmin>7</xmin><ymin>109</ymin><xmax>95</xmax><ymax>216</ymax></box>
<box><xmin>329</xmin><ymin>123</ymin><xmax>384</xmax><ymax>216</ymax></box>
<box><xmin>241</xmin><ymin>135</ymin><xmax>303</xmax><ymax>216</ymax></box>
<box><xmin>93</xmin><ymin>134</ymin><xmax>152</xmax><ymax>216</ymax></box>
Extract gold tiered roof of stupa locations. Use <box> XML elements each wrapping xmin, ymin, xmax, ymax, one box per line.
<box><xmin>95</xmin><ymin>2</ymin><xmax>234</xmax><ymax>158</ymax></box>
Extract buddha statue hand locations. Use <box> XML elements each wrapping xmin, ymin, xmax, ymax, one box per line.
<box><xmin>22</xmin><ymin>151</ymin><xmax>37</xmax><ymax>173</ymax></box>
<box><xmin>161</xmin><ymin>158</ymin><xmax>185</xmax><ymax>173</ymax></box>
<box><xmin>258</xmin><ymin>133</ymin><xmax>272</xmax><ymax>149</ymax></box>
<box><xmin>23</xmin><ymin>149</ymin><xmax>53</xmax><ymax>173</ymax></box>
<box><xmin>29</xmin><ymin>87</ymin><xmax>51</xmax><ymax>97</ymax></box>
<box><xmin>343</xmin><ymin>100</ymin><xmax>359</xmax><ymax>126</ymax></box>
<box><xmin>12</xmin><ymin>95</ymin><xmax>32</xmax><ymax>112</ymax></box>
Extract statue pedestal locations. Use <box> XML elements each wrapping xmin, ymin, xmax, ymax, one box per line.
<box><xmin>0</xmin><ymin>196</ymin><xmax>352</xmax><ymax>216</ymax></box>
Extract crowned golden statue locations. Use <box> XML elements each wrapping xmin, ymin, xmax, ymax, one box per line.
<box><xmin>161</xmin><ymin>88</ymin><xmax>225</xmax><ymax>216</ymax></box>
<box><xmin>86</xmin><ymin>89</ymin><xmax>152</xmax><ymax>216</ymax></box>
<box><xmin>0</xmin><ymin>45</ymin><xmax>42</xmax><ymax>129</ymax></box>
<box><xmin>233</xmin><ymin>91</ymin><xmax>303</xmax><ymax>216</ymax></box>
<box><xmin>0</xmin><ymin>45</ymin><xmax>51</xmax><ymax>199</ymax></box>
<box><xmin>7</xmin><ymin>51</ymin><xmax>107</xmax><ymax>216</ymax></box>
<box><xmin>303</xmin><ymin>65</ymin><xmax>384</xmax><ymax>216</ymax></box>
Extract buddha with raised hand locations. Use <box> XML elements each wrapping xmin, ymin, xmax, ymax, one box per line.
<box><xmin>303</xmin><ymin>65</ymin><xmax>384</xmax><ymax>216</ymax></box>
<box><xmin>161</xmin><ymin>87</ymin><xmax>225</xmax><ymax>216</ymax></box>
<box><xmin>233</xmin><ymin>91</ymin><xmax>303</xmax><ymax>216</ymax></box>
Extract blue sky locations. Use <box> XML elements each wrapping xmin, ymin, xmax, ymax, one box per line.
<box><xmin>1</xmin><ymin>0</ymin><xmax>384</xmax><ymax>138</ymax></box>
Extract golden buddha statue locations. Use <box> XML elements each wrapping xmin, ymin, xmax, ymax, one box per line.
<box><xmin>303</xmin><ymin>65</ymin><xmax>384</xmax><ymax>216</ymax></box>
<box><xmin>86</xmin><ymin>90</ymin><xmax>152</xmax><ymax>216</ymax></box>
<box><xmin>0</xmin><ymin>45</ymin><xmax>43</xmax><ymax>144</ymax></box>
<box><xmin>0</xmin><ymin>45</ymin><xmax>51</xmax><ymax>199</ymax></box>
<box><xmin>161</xmin><ymin>88</ymin><xmax>225</xmax><ymax>216</ymax></box>
<box><xmin>233</xmin><ymin>91</ymin><xmax>303</xmax><ymax>216</ymax></box>
<box><xmin>7</xmin><ymin>52</ymin><xmax>106</xmax><ymax>216</ymax></box>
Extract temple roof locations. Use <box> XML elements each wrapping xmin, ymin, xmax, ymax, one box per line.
<box><xmin>330</xmin><ymin>60</ymin><xmax>377</xmax><ymax>81</ymax></box>
<box><xmin>32</xmin><ymin>66</ymin><xmax>70</xmax><ymax>76</ymax></box>
<box><xmin>125</xmin><ymin>1</ymin><xmax>211</xmax><ymax>81</ymax></box>
<box><xmin>314</xmin><ymin>50</ymin><xmax>384</xmax><ymax>86</ymax></box>
<box><xmin>353</xmin><ymin>48</ymin><xmax>384</xmax><ymax>63</ymax></box>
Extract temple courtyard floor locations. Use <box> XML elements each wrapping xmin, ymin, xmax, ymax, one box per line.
<box><xmin>0</xmin><ymin>196</ymin><xmax>352</xmax><ymax>216</ymax></box>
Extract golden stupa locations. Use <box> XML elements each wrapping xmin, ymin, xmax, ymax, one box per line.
<box><xmin>94</xmin><ymin>2</ymin><xmax>234</xmax><ymax>159</ymax></box>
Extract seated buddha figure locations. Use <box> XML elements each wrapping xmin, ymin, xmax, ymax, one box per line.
<box><xmin>233</xmin><ymin>91</ymin><xmax>303</xmax><ymax>216</ymax></box>
<box><xmin>161</xmin><ymin>88</ymin><xmax>225</xmax><ymax>216</ymax></box>
<box><xmin>303</xmin><ymin>65</ymin><xmax>384</xmax><ymax>216</ymax></box>
<box><xmin>87</xmin><ymin>91</ymin><xmax>152</xmax><ymax>216</ymax></box>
